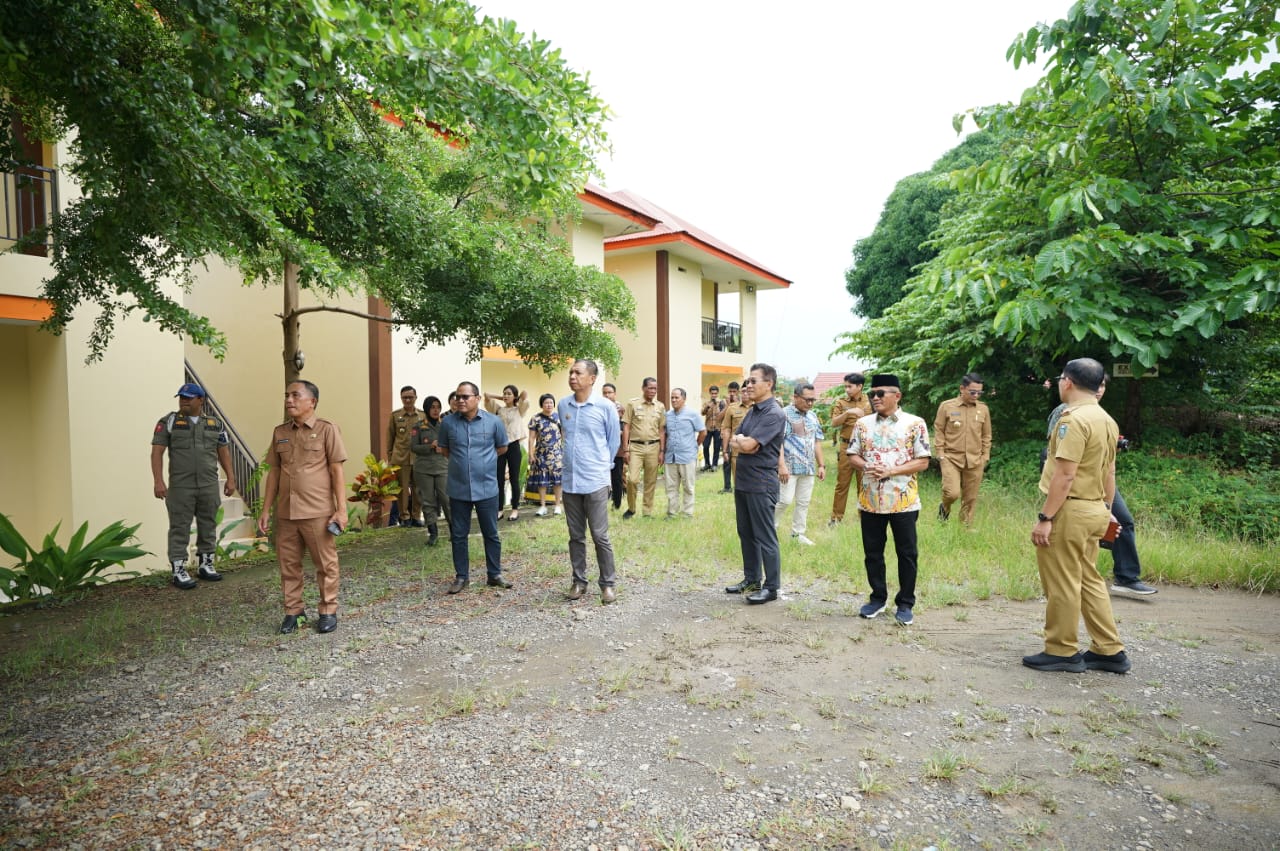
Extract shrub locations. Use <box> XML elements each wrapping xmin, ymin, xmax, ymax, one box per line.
<box><xmin>0</xmin><ymin>514</ymin><xmax>148</xmax><ymax>602</ymax></box>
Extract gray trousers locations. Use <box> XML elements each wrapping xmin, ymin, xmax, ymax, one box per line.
<box><xmin>167</xmin><ymin>485</ymin><xmax>219</xmax><ymax>562</ymax></box>
<box><xmin>564</xmin><ymin>486</ymin><xmax>616</xmax><ymax>587</ymax></box>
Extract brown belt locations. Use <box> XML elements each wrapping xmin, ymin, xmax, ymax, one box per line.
<box><xmin>630</xmin><ymin>439</ymin><xmax>659</xmax><ymax>445</ymax></box>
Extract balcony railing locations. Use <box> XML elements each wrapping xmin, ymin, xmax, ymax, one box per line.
<box><xmin>2</xmin><ymin>162</ymin><xmax>58</xmax><ymax>257</ymax></box>
<box><xmin>701</xmin><ymin>316</ymin><xmax>742</xmax><ymax>354</ymax></box>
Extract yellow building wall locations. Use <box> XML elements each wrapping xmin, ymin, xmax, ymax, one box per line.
<box><xmin>664</xmin><ymin>254</ymin><xmax>707</xmax><ymax>409</ymax></box>
<box><xmin>183</xmin><ymin>260</ymin><xmax>371</xmax><ymax>479</ymax></box>
<box><xmin>604</xmin><ymin>252</ymin><xmax>656</xmax><ymax>400</ymax></box>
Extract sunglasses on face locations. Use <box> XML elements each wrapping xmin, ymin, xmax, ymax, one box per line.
<box><xmin>868</xmin><ymin>389</ymin><xmax>895</xmax><ymax>398</ymax></box>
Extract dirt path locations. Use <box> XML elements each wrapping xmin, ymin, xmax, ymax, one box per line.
<box><xmin>1</xmin><ymin>559</ymin><xmax>1277</xmax><ymax>849</ymax></box>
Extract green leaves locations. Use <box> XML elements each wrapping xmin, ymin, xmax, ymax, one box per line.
<box><xmin>0</xmin><ymin>514</ymin><xmax>147</xmax><ymax>602</ymax></box>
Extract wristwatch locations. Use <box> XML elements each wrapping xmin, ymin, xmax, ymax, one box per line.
<box><xmin>1037</xmin><ymin>512</ymin><xmax>1055</xmax><ymax>523</ymax></box>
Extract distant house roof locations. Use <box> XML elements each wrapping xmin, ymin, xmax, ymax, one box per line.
<box><xmin>595</xmin><ymin>188</ymin><xmax>791</xmax><ymax>291</ymax></box>
<box><xmin>813</xmin><ymin>372</ymin><xmax>848</xmax><ymax>395</ymax></box>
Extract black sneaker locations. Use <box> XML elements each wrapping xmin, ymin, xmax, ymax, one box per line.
<box><xmin>1110</xmin><ymin>581</ymin><xmax>1157</xmax><ymax>596</ymax></box>
<box><xmin>894</xmin><ymin>606</ymin><xmax>913</xmax><ymax>626</ymax></box>
<box><xmin>937</xmin><ymin>503</ymin><xmax>950</xmax><ymax>521</ymax></box>
<box><xmin>1083</xmin><ymin>649</ymin><xmax>1131</xmax><ymax>674</ymax></box>
<box><xmin>622</xmin><ymin>510</ymin><xmax>636</xmax><ymax>519</ymax></box>
<box><xmin>1022</xmin><ymin>651</ymin><xmax>1085</xmax><ymax>673</ymax></box>
<box><xmin>279</xmin><ymin>612</ymin><xmax>308</xmax><ymax>634</ymax></box>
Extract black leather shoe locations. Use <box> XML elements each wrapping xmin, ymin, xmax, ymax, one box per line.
<box><xmin>725</xmin><ymin>579</ymin><xmax>761</xmax><ymax>594</ymax></box>
<box><xmin>316</xmin><ymin>614</ymin><xmax>338</xmax><ymax>634</ymax></box>
<box><xmin>279</xmin><ymin>613</ymin><xmax>307</xmax><ymax>634</ymax></box>
<box><xmin>426</xmin><ymin>524</ymin><xmax>438</xmax><ymax>546</ymax></box>
<box><xmin>622</xmin><ymin>510</ymin><xmax>635</xmax><ymax>519</ymax></box>
<box><xmin>746</xmin><ymin>588</ymin><xmax>778</xmax><ymax>604</ymax></box>
<box><xmin>486</xmin><ymin>576</ymin><xmax>513</xmax><ymax>589</ymax></box>
<box><xmin>448</xmin><ymin>577</ymin><xmax>469</xmax><ymax>594</ymax></box>
<box><xmin>1022</xmin><ymin>651</ymin><xmax>1085</xmax><ymax>672</ymax></box>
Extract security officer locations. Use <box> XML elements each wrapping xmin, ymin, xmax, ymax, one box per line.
<box><xmin>827</xmin><ymin>372</ymin><xmax>867</xmax><ymax>525</ymax></box>
<box><xmin>933</xmin><ymin>372</ymin><xmax>992</xmax><ymax>524</ymax></box>
<box><xmin>150</xmin><ymin>383</ymin><xmax>236</xmax><ymax>589</ymax></box>
<box><xmin>621</xmin><ymin>377</ymin><xmax>666</xmax><ymax>518</ymax></box>
<box><xmin>1025</xmin><ymin>358</ymin><xmax>1130</xmax><ymax>674</ymax></box>
<box><xmin>387</xmin><ymin>386</ymin><xmax>426</xmax><ymax>526</ymax></box>
<box><xmin>718</xmin><ymin>381</ymin><xmax>749</xmax><ymax>493</ymax></box>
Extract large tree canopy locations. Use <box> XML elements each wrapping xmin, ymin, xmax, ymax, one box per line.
<box><xmin>929</xmin><ymin>0</ymin><xmax>1280</xmax><ymax>369</ymax></box>
<box><xmin>0</xmin><ymin>0</ymin><xmax>633</xmax><ymax>368</ymax></box>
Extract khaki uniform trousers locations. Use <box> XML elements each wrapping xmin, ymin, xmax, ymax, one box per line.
<box><xmin>626</xmin><ymin>442</ymin><xmax>661</xmax><ymax>515</ymax></box>
<box><xmin>276</xmin><ymin>516</ymin><xmax>341</xmax><ymax>616</ymax></box>
<box><xmin>1036</xmin><ymin>499</ymin><xmax>1124</xmax><ymax>657</ymax></box>
<box><xmin>939</xmin><ymin>456</ymin><xmax>985</xmax><ymax>524</ymax></box>
<box><xmin>395</xmin><ymin>463</ymin><xmax>422</xmax><ymax>522</ymax></box>
<box><xmin>829</xmin><ymin>443</ymin><xmax>863</xmax><ymax>522</ymax></box>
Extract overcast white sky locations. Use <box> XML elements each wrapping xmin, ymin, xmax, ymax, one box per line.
<box><xmin>477</xmin><ymin>0</ymin><xmax>1074</xmax><ymax>379</ymax></box>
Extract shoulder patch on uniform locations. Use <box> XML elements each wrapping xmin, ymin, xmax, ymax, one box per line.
<box><xmin>154</xmin><ymin>422</ymin><xmax>164</xmax><ymax>433</ymax></box>
<box><xmin>1058</xmin><ymin>424</ymin><xmax>1068</xmax><ymax>440</ymax></box>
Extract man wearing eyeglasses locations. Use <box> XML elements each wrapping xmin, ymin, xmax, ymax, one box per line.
<box><xmin>1025</xmin><ymin>358</ymin><xmax>1130</xmax><ymax>674</ymax></box>
<box><xmin>847</xmin><ymin>374</ymin><xmax>931</xmax><ymax>626</ymax></box>
<box><xmin>724</xmin><ymin>364</ymin><xmax>787</xmax><ymax>604</ymax></box>
<box><xmin>775</xmin><ymin>382</ymin><xmax>826</xmax><ymax>545</ymax></box>
<box><xmin>932</xmin><ymin>373</ymin><xmax>992</xmax><ymax>525</ymax></box>
<box><xmin>436</xmin><ymin>382</ymin><xmax>512</xmax><ymax>594</ymax></box>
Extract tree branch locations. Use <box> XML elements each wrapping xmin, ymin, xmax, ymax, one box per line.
<box><xmin>282</xmin><ymin>305</ymin><xmax>399</xmax><ymax>323</ymax></box>
<box><xmin>1162</xmin><ymin>184</ymin><xmax>1280</xmax><ymax>198</ymax></box>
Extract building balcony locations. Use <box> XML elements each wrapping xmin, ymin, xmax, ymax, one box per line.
<box><xmin>2</xmin><ymin>162</ymin><xmax>57</xmax><ymax>257</ymax></box>
<box><xmin>702</xmin><ymin>316</ymin><xmax>741</xmax><ymax>354</ymax></box>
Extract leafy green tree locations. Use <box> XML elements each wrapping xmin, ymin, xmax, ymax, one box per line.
<box><xmin>930</xmin><ymin>0</ymin><xmax>1280</xmax><ymax>369</ymax></box>
<box><xmin>845</xmin><ymin>132</ymin><xmax>1001</xmax><ymax>319</ymax></box>
<box><xmin>0</xmin><ymin>0</ymin><xmax>632</xmax><ymax>373</ymax></box>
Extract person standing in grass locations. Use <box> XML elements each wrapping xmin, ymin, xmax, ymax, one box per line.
<box><xmin>257</xmin><ymin>380</ymin><xmax>347</xmax><ymax>635</ymax></box>
<box><xmin>1025</xmin><ymin>358</ymin><xmax>1131</xmax><ymax>674</ymax></box>
<box><xmin>775</xmin><ymin>382</ymin><xmax>826</xmax><ymax>546</ymax></box>
<box><xmin>827</xmin><ymin>373</ymin><xmax>867</xmax><ymax>526</ymax></box>
<box><xmin>719</xmin><ymin>381</ymin><xmax>749</xmax><ymax>494</ymax></box>
<box><xmin>662</xmin><ymin>388</ymin><xmax>706</xmax><ymax>518</ymax></box>
<box><xmin>724</xmin><ymin>363</ymin><xmax>787</xmax><ymax>605</ymax></box>
<box><xmin>484</xmin><ymin>385</ymin><xmax>529</xmax><ymax>521</ymax></box>
<box><xmin>559</xmin><ymin>359</ymin><xmax>621</xmax><ymax>604</ymax></box>
<box><xmin>602</xmin><ymin>383</ymin><xmax>626</xmax><ymax>510</ymax></box>
<box><xmin>409</xmin><ymin>395</ymin><xmax>450</xmax><ymax>546</ymax></box>
<box><xmin>846</xmin><ymin>373</ymin><xmax>931</xmax><ymax>626</ymax></box>
<box><xmin>933</xmin><ymin>373</ymin><xmax>992</xmax><ymax>525</ymax></box>
<box><xmin>527</xmin><ymin>393</ymin><xmax>564</xmax><ymax>516</ymax></box>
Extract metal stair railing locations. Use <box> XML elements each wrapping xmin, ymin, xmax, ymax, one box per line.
<box><xmin>183</xmin><ymin>360</ymin><xmax>262</xmax><ymax>511</ymax></box>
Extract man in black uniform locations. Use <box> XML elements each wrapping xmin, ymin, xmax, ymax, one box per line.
<box><xmin>151</xmin><ymin>383</ymin><xmax>237</xmax><ymax>589</ymax></box>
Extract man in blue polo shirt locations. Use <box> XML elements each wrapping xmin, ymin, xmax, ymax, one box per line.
<box><xmin>661</xmin><ymin>388</ymin><xmax>706</xmax><ymax>518</ymax></box>
<box><xmin>436</xmin><ymin>381</ymin><xmax>511</xmax><ymax>594</ymax></box>
<box><xmin>559</xmin><ymin>360</ymin><xmax>622</xmax><ymax>604</ymax></box>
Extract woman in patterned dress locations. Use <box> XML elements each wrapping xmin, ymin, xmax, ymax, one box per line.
<box><xmin>527</xmin><ymin>393</ymin><xmax>564</xmax><ymax>516</ymax></box>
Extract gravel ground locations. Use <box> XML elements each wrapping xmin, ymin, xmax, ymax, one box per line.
<box><xmin>1</xmin><ymin>554</ymin><xmax>1278</xmax><ymax>849</ymax></box>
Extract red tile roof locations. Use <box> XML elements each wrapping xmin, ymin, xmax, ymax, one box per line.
<box><xmin>812</xmin><ymin>372</ymin><xmax>848</xmax><ymax>395</ymax></box>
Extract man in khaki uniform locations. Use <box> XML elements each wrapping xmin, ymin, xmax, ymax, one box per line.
<box><xmin>387</xmin><ymin>386</ymin><xmax>426</xmax><ymax>527</ymax></box>
<box><xmin>718</xmin><ymin>381</ymin><xmax>749</xmax><ymax>493</ymax></box>
<box><xmin>1024</xmin><ymin>358</ymin><xmax>1130</xmax><ymax>674</ymax></box>
<box><xmin>700</xmin><ymin>385</ymin><xmax>726</xmax><ymax>472</ymax></box>
<box><xmin>150</xmin><ymin>382</ymin><xmax>237</xmax><ymax>589</ymax></box>
<box><xmin>933</xmin><ymin>373</ymin><xmax>992</xmax><ymax>524</ymax></box>
<box><xmin>258</xmin><ymin>380</ymin><xmax>348</xmax><ymax>635</ymax></box>
<box><xmin>827</xmin><ymin>372</ymin><xmax>867</xmax><ymax>525</ymax></box>
<box><xmin>622</xmin><ymin>377</ymin><xmax>666</xmax><ymax>518</ymax></box>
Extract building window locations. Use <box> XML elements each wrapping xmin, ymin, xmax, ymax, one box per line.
<box><xmin>3</xmin><ymin>115</ymin><xmax>57</xmax><ymax>257</ymax></box>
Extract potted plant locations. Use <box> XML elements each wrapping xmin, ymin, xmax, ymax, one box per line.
<box><xmin>348</xmin><ymin>455</ymin><xmax>401</xmax><ymax>529</ymax></box>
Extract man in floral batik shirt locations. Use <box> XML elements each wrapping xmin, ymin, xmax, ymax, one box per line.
<box><xmin>847</xmin><ymin>373</ymin><xmax>932</xmax><ymax>626</ymax></box>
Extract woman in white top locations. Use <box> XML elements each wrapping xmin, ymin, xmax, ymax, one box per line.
<box><xmin>485</xmin><ymin>384</ymin><xmax>529</xmax><ymax>520</ymax></box>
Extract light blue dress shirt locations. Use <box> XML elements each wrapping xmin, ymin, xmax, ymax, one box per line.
<box><xmin>663</xmin><ymin>406</ymin><xmax>705</xmax><ymax>464</ymax></box>
<box><xmin>558</xmin><ymin>393</ymin><xmax>621</xmax><ymax>494</ymax></box>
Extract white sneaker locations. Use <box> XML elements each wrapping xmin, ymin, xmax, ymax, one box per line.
<box><xmin>535</xmin><ymin>506</ymin><xmax>548</xmax><ymax>517</ymax></box>
<box><xmin>793</xmin><ymin>534</ymin><xmax>815</xmax><ymax>546</ymax></box>
<box><xmin>553</xmin><ymin>506</ymin><xmax>562</xmax><ymax>515</ymax></box>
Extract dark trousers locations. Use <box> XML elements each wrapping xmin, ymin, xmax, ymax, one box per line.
<box><xmin>449</xmin><ymin>495</ymin><xmax>502</xmax><ymax>581</ymax></box>
<box><xmin>859</xmin><ymin>509</ymin><xmax>919</xmax><ymax>609</ymax></box>
<box><xmin>1099</xmin><ymin>488</ymin><xmax>1141</xmax><ymax>584</ymax></box>
<box><xmin>735</xmin><ymin>489</ymin><xmax>781</xmax><ymax>591</ymax></box>
<box><xmin>703</xmin><ymin>431</ymin><xmax>722</xmax><ymax>468</ymax></box>
<box><xmin>564</xmin><ymin>486</ymin><xmax>616</xmax><ymax>587</ymax></box>
<box><xmin>497</xmin><ymin>442</ymin><xmax>523</xmax><ymax>510</ymax></box>
<box><xmin>722</xmin><ymin>450</ymin><xmax>734</xmax><ymax>490</ymax></box>
<box><xmin>609</xmin><ymin>454</ymin><xmax>625</xmax><ymax>509</ymax></box>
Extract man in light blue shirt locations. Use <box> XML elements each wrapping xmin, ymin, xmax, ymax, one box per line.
<box><xmin>436</xmin><ymin>381</ymin><xmax>510</xmax><ymax>594</ymax></box>
<box><xmin>662</xmin><ymin>388</ymin><xmax>706</xmax><ymax>518</ymax></box>
<box><xmin>559</xmin><ymin>359</ymin><xmax>621</xmax><ymax>604</ymax></box>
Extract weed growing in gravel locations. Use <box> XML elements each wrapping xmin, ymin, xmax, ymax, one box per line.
<box><xmin>923</xmin><ymin>749</ymin><xmax>973</xmax><ymax>780</ymax></box>
<box><xmin>1072</xmin><ymin>749</ymin><xmax>1121</xmax><ymax>782</ymax></box>
<box><xmin>788</xmin><ymin>600</ymin><xmax>817</xmax><ymax>621</ymax></box>
<box><xmin>1017</xmin><ymin>818</ymin><xmax>1048</xmax><ymax>837</ymax></box>
<box><xmin>814</xmin><ymin>695</ymin><xmax>838</xmax><ymax>719</ymax></box>
<box><xmin>732</xmin><ymin>746</ymin><xmax>752</xmax><ymax>765</ymax></box>
<box><xmin>1133</xmin><ymin>742</ymin><xmax>1167</xmax><ymax>767</ymax></box>
<box><xmin>1158</xmin><ymin>702</ymin><xmax>1183</xmax><ymax>720</ymax></box>
<box><xmin>601</xmin><ymin>667</ymin><xmax>638</xmax><ymax>695</ymax></box>
<box><xmin>857</xmin><ymin>767</ymin><xmax>890</xmax><ymax>795</ymax></box>
<box><xmin>978</xmin><ymin>707</ymin><xmax>1009</xmax><ymax>724</ymax></box>
<box><xmin>979</xmin><ymin>774</ymin><xmax>1028</xmax><ymax>797</ymax></box>
<box><xmin>803</xmin><ymin>630</ymin><xmax>828</xmax><ymax>650</ymax></box>
<box><xmin>1023</xmin><ymin>719</ymin><xmax>1042</xmax><ymax>739</ymax></box>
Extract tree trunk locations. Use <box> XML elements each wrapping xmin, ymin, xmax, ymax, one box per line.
<box><xmin>283</xmin><ymin>261</ymin><xmax>301</xmax><ymax>385</ymax></box>
<box><xmin>1123</xmin><ymin>378</ymin><xmax>1143</xmax><ymax>440</ymax></box>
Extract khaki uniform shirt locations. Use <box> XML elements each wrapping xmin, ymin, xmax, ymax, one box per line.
<box><xmin>701</xmin><ymin>398</ymin><xmax>726</xmax><ymax>430</ymax></box>
<box><xmin>268</xmin><ymin>414</ymin><xmax>348</xmax><ymax>520</ymax></box>
<box><xmin>933</xmin><ymin>396</ymin><xmax>992</xmax><ymax>468</ymax></box>
<box><xmin>1038</xmin><ymin>397</ymin><xmax>1116</xmax><ymax>500</ymax></box>
<box><xmin>721</xmin><ymin>400</ymin><xmax>749</xmax><ymax>441</ymax></box>
<box><xmin>387</xmin><ymin>408</ymin><xmax>426</xmax><ymax>466</ymax></box>
<box><xmin>152</xmin><ymin>412</ymin><xmax>229</xmax><ymax>489</ymax></box>
<box><xmin>831</xmin><ymin>393</ymin><xmax>868</xmax><ymax>444</ymax></box>
<box><xmin>624</xmin><ymin>398</ymin><xmax>666</xmax><ymax>443</ymax></box>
